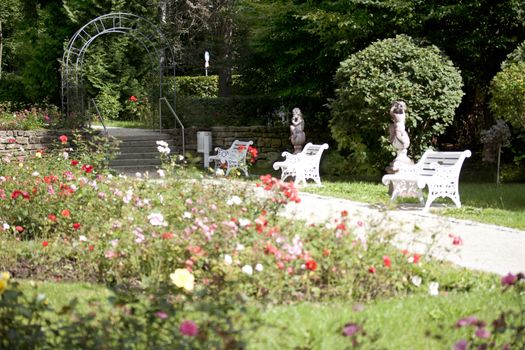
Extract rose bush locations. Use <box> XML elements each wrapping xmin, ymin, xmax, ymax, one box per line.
<box><xmin>0</xmin><ymin>134</ymin><xmax>515</xmax><ymax>348</ymax></box>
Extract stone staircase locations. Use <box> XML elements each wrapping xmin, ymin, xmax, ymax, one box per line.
<box><xmin>107</xmin><ymin>128</ymin><xmax>176</xmax><ymax>175</ymax></box>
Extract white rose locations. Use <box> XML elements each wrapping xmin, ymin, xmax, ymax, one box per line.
<box><xmin>224</xmin><ymin>254</ymin><xmax>233</xmax><ymax>265</ymax></box>
<box><xmin>429</xmin><ymin>281</ymin><xmax>439</xmax><ymax>296</ymax></box>
<box><xmin>241</xmin><ymin>265</ymin><xmax>253</xmax><ymax>275</ymax></box>
<box><xmin>411</xmin><ymin>276</ymin><xmax>422</xmax><ymax>287</ymax></box>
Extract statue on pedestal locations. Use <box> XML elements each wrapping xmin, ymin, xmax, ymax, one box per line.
<box><xmin>385</xmin><ymin>101</ymin><xmax>418</xmax><ymax>198</ymax></box>
<box><xmin>290</xmin><ymin>107</ymin><xmax>306</xmax><ymax>154</ymax></box>
<box><xmin>386</xmin><ymin>101</ymin><xmax>413</xmax><ymax>173</ymax></box>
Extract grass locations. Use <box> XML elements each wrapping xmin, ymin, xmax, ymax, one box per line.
<box><xmin>18</xmin><ymin>280</ymin><xmax>114</xmax><ymax>314</ymax></box>
<box><xmin>92</xmin><ymin>120</ymin><xmax>156</xmax><ymax>129</ymax></box>
<box><xmin>18</xmin><ymin>277</ymin><xmax>517</xmax><ymax>349</ymax></box>
<box><xmin>302</xmin><ymin>180</ymin><xmax>525</xmax><ymax>230</ymax></box>
<box><xmin>250</xmin><ymin>289</ymin><xmax>515</xmax><ymax>350</ymax></box>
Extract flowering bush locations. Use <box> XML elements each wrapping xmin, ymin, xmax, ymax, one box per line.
<box><xmin>0</xmin><ymin>105</ymin><xmax>61</xmax><ymax>130</ymax></box>
<box><xmin>123</xmin><ymin>95</ymin><xmax>155</xmax><ymax>127</ymax></box>
<box><xmin>0</xmin><ymin>134</ymin><xmax>514</xmax><ymax>348</ymax></box>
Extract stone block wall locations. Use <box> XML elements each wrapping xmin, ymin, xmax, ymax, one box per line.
<box><xmin>0</xmin><ymin>130</ymin><xmax>95</xmax><ymax>158</ymax></box>
<box><xmin>168</xmin><ymin>126</ymin><xmax>292</xmax><ymax>161</ymax></box>
<box><xmin>1</xmin><ymin>127</ymin><xmax>296</xmax><ymax>162</ymax></box>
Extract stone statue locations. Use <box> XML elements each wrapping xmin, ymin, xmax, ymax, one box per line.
<box><xmin>387</xmin><ymin>101</ymin><xmax>413</xmax><ymax>173</ymax></box>
<box><xmin>290</xmin><ymin>107</ymin><xmax>306</xmax><ymax>154</ymax></box>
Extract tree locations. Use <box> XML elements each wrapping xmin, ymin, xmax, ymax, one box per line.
<box><xmin>330</xmin><ymin>35</ymin><xmax>464</xmax><ymax>174</ymax></box>
<box><xmin>160</xmin><ymin>0</ymin><xmax>246</xmax><ymax>96</ymax></box>
<box><xmin>490</xmin><ymin>41</ymin><xmax>525</xmax><ymax>133</ymax></box>
<box><xmin>239</xmin><ymin>0</ymin><xmax>525</xmax><ymax>144</ymax></box>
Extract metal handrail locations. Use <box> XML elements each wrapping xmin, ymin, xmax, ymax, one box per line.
<box><xmin>159</xmin><ymin>97</ymin><xmax>185</xmax><ymax>155</ymax></box>
<box><xmin>89</xmin><ymin>98</ymin><xmax>108</xmax><ymax>138</ymax></box>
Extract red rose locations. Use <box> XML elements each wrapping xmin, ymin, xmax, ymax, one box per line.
<box><xmin>129</xmin><ymin>95</ymin><xmax>138</xmax><ymax>102</ymax></box>
<box><xmin>162</xmin><ymin>232</ymin><xmax>174</xmax><ymax>240</ymax></box>
<box><xmin>413</xmin><ymin>254</ymin><xmax>421</xmax><ymax>264</ymax></box>
<box><xmin>88</xmin><ymin>245</ymin><xmax>94</xmax><ymax>252</ymax></box>
<box><xmin>383</xmin><ymin>255</ymin><xmax>392</xmax><ymax>268</ymax></box>
<box><xmin>305</xmin><ymin>259</ymin><xmax>317</xmax><ymax>271</ymax></box>
<box><xmin>81</xmin><ymin>164</ymin><xmax>94</xmax><ymax>173</ymax></box>
<box><xmin>47</xmin><ymin>214</ymin><xmax>57</xmax><ymax>222</ymax></box>
<box><xmin>72</xmin><ymin>223</ymin><xmax>81</xmax><ymax>230</ymax></box>
<box><xmin>11</xmin><ymin>190</ymin><xmax>30</xmax><ymax>200</ymax></box>
<box><xmin>61</xmin><ymin>209</ymin><xmax>70</xmax><ymax>217</ymax></box>
<box><xmin>368</xmin><ymin>266</ymin><xmax>376</xmax><ymax>273</ymax></box>
<box><xmin>71</xmin><ymin>160</ymin><xmax>79</xmax><ymax>166</ymax></box>
<box><xmin>42</xmin><ymin>241</ymin><xmax>49</xmax><ymax>247</ymax></box>
<box><xmin>59</xmin><ymin>135</ymin><xmax>68</xmax><ymax>144</ymax></box>
<box><xmin>15</xmin><ymin>226</ymin><xmax>24</xmax><ymax>232</ymax></box>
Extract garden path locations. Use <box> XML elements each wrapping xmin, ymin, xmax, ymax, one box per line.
<box><xmin>284</xmin><ymin>192</ymin><xmax>525</xmax><ymax>276</ymax></box>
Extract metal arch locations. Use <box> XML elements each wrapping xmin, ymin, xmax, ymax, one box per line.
<box><xmin>61</xmin><ymin>12</ymin><xmax>177</xmax><ymax>127</ymax></box>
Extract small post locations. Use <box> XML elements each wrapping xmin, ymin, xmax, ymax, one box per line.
<box><xmin>496</xmin><ymin>143</ymin><xmax>501</xmax><ymax>185</ymax></box>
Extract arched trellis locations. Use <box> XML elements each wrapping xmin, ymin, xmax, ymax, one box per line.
<box><xmin>61</xmin><ymin>12</ymin><xmax>177</xmax><ymax>129</ymax></box>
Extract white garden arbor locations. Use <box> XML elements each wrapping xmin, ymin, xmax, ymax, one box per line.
<box><xmin>61</xmin><ymin>12</ymin><xmax>180</xmax><ymax>131</ymax></box>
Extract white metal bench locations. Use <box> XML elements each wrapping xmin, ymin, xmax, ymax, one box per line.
<box><xmin>209</xmin><ymin>140</ymin><xmax>254</xmax><ymax>176</ymax></box>
<box><xmin>273</xmin><ymin>143</ymin><xmax>329</xmax><ymax>186</ymax></box>
<box><xmin>382</xmin><ymin>149</ymin><xmax>472</xmax><ymax>210</ymax></box>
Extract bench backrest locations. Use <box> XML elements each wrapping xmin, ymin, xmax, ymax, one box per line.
<box><xmin>228</xmin><ymin>140</ymin><xmax>254</xmax><ymax>161</ymax></box>
<box><xmin>417</xmin><ymin>150</ymin><xmax>472</xmax><ymax>178</ymax></box>
<box><xmin>299</xmin><ymin>143</ymin><xmax>329</xmax><ymax>163</ymax></box>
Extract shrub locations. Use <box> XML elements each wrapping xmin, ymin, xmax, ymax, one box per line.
<box><xmin>329</xmin><ymin>34</ymin><xmax>464</xmax><ymax>175</ymax></box>
<box><xmin>95</xmin><ymin>88</ymin><xmax>121</xmax><ymax>120</ymax></box>
<box><xmin>176</xmin><ymin>95</ymin><xmax>285</xmax><ymax>127</ymax></box>
<box><xmin>0</xmin><ymin>73</ymin><xmax>27</xmax><ymax>105</ymax></box>
<box><xmin>174</xmin><ymin>95</ymin><xmax>327</xmax><ymax>128</ymax></box>
<box><xmin>176</xmin><ymin>76</ymin><xmax>219</xmax><ymax>97</ymax></box>
<box><xmin>0</xmin><ymin>105</ymin><xmax>61</xmax><ymax>130</ymax></box>
<box><xmin>490</xmin><ymin>60</ymin><xmax>525</xmax><ymax>134</ymax></box>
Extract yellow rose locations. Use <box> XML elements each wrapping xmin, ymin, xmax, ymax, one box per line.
<box><xmin>0</xmin><ymin>279</ymin><xmax>6</xmax><ymax>294</ymax></box>
<box><xmin>170</xmin><ymin>268</ymin><xmax>194</xmax><ymax>291</ymax></box>
<box><xmin>1</xmin><ymin>272</ymin><xmax>10</xmax><ymax>281</ymax></box>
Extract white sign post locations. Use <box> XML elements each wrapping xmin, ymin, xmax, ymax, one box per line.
<box><xmin>204</xmin><ymin>51</ymin><xmax>210</xmax><ymax>76</ymax></box>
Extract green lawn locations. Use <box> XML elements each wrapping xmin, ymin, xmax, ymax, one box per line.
<box><xmin>92</xmin><ymin>120</ymin><xmax>155</xmax><ymax>129</ymax></box>
<box><xmin>302</xmin><ymin>180</ymin><xmax>525</xmax><ymax>230</ymax></box>
<box><xmin>250</xmin><ymin>290</ymin><xmax>515</xmax><ymax>350</ymax></box>
<box><xmin>19</xmin><ymin>278</ymin><xmax>516</xmax><ymax>350</ymax></box>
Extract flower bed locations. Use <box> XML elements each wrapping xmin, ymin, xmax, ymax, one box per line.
<box><xmin>0</xmin><ymin>134</ymin><xmax>523</xmax><ymax>348</ymax></box>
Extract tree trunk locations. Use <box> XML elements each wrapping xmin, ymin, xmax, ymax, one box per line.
<box><xmin>218</xmin><ymin>13</ymin><xmax>233</xmax><ymax>97</ymax></box>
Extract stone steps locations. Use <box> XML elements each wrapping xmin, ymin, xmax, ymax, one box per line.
<box><xmin>108</xmin><ymin>130</ymin><xmax>175</xmax><ymax>175</ymax></box>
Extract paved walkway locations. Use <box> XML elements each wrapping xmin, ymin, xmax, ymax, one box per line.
<box><xmin>284</xmin><ymin>192</ymin><xmax>525</xmax><ymax>276</ymax></box>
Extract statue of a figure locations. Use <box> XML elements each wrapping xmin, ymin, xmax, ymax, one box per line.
<box><xmin>290</xmin><ymin>107</ymin><xmax>306</xmax><ymax>154</ymax></box>
<box><xmin>387</xmin><ymin>101</ymin><xmax>413</xmax><ymax>172</ymax></box>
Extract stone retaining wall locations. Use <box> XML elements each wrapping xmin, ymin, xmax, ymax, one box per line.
<box><xmin>168</xmin><ymin>126</ymin><xmax>292</xmax><ymax>160</ymax></box>
<box><xmin>1</xmin><ymin>127</ymin><xmax>294</xmax><ymax>161</ymax></box>
<box><xmin>0</xmin><ymin>130</ymin><xmax>95</xmax><ymax>158</ymax></box>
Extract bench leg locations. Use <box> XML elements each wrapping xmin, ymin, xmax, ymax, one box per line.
<box><xmin>450</xmin><ymin>194</ymin><xmax>462</xmax><ymax>208</ymax></box>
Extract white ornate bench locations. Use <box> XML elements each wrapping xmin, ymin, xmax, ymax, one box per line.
<box><xmin>382</xmin><ymin>149</ymin><xmax>471</xmax><ymax>210</ymax></box>
<box><xmin>209</xmin><ymin>140</ymin><xmax>254</xmax><ymax>176</ymax></box>
<box><xmin>273</xmin><ymin>143</ymin><xmax>329</xmax><ymax>186</ymax></box>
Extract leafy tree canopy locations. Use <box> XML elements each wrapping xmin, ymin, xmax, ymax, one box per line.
<box><xmin>330</xmin><ymin>34</ymin><xmax>464</xmax><ymax>174</ymax></box>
